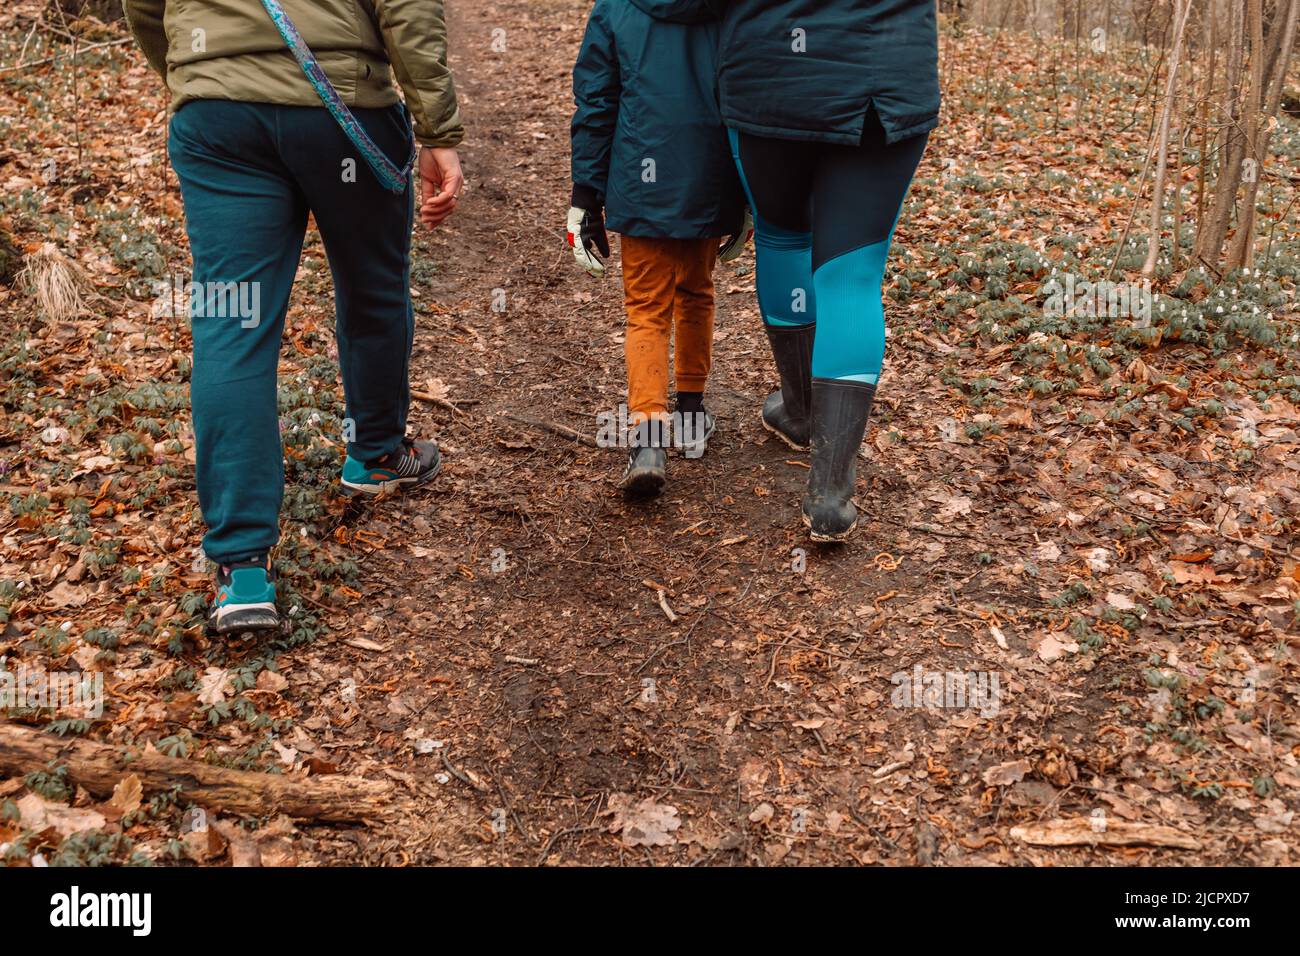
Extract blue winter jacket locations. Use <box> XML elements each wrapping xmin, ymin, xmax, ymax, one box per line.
<box><xmin>570</xmin><ymin>0</ymin><xmax>745</xmax><ymax>239</ymax></box>
<box><xmin>714</xmin><ymin>0</ymin><xmax>941</xmax><ymax>145</ymax></box>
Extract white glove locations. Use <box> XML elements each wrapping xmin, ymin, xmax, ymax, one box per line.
<box><xmin>718</xmin><ymin>207</ymin><xmax>754</xmax><ymax>263</ymax></box>
<box><xmin>567</xmin><ymin>206</ymin><xmax>608</xmax><ymax>278</ymax></box>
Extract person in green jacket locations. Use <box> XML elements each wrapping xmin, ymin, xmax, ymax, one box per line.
<box><xmin>123</xmin><ymin>0</ymin><xmax>464</xmax><ymax>637</ymax></box>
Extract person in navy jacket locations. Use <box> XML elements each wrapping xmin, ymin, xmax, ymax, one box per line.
<box><xmin>713</xmin><ymin>0</ymin><xmax>939</xmax><ymax>541</ymax></box>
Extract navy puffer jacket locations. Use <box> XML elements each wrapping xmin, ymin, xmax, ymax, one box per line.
<box><xmin>714</xmin><ymin>0</ymin><xmax>940</xmax><ymax>145</ymax></box>
<box><xmin>571</xmin><ymin>0</ymin><xmax>745</xmax><ymax>238</ymax></box>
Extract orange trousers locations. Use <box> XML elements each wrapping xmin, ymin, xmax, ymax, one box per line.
<box><xmin>621</xmin><ymin>235</ymin><xmax>718</xmax><ymax>420</ymax></box>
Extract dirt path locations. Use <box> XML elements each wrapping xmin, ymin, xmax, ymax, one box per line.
<box><xmin>260</xmin><ymin>0</ymin><xmax>1293</xmax><ymax>867</ymax></box>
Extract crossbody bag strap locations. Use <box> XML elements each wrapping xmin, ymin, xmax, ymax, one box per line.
<box><xmin>258</xmin><ymin>0</ymin><xmax>416</xmax><ymax>194</ymax></box>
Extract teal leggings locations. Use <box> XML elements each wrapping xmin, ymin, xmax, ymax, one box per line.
<box><xmin>169</xmin><ymin>100</ymin><xmax>415</xmax><ymax>565</ymax></box>
<box><xmin>728</xmin><ymin>113</ymin><xmax>928</xmax><ymax>383</ymax></box>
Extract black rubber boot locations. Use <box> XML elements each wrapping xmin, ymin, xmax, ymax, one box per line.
<box><xmin>761</xmin><ymin>323</ymin><xmax>815</xmax><ymax>450</ymax></box>
<box><xmin>802</xmin><ymin>378</ymin><xmax>876</xmax><ymax>542</ymax></box>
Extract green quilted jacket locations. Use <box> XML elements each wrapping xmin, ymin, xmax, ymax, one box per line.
<box><xmin>123</xmin><ymin>0</ymin><xmax>463</xmax><ymax>147</ymax></box>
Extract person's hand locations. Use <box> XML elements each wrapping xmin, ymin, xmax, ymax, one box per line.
<box><xmin>419</xmin><ymin>146</ymin><xmax>463</xmax><ymax>228</ymax></box>
<box><xmin>566</xmin><ymin>205</ymin><xmax>609</xmax><ymax>278</ymax></box>
<box><xmin>718</xmin><ymin>207</ymin><xmax>753</xmax><ymax>263</ymax></box>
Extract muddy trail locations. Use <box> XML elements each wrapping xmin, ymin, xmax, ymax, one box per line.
<box><xmin>299</xmin><ymin>0</ymin><xmax>1030</xmax><ymax>865</ymax></box>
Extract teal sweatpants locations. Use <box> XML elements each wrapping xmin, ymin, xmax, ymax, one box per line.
<box><xmin>168</xmin><ymin>100</ymin><xmax>415</xmax><ymax>566</ymax></box>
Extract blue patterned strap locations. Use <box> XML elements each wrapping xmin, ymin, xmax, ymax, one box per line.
<box><xmin>259</xmin><ymin>0</ymin><xmax>416</xmax><ymax>193</ymax></box>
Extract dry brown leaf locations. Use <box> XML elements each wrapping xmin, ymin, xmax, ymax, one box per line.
<box><xmin>601</xmin><ymin>793</ymin><xmax>680</xmax><ymax>847</ymax></box>
<box><xmin>109</xmin><ymin>774</ymin><xmax>143</xmax><ymax>815</ymax></box>
<box><xmin>982</xmin><ymin>759</ymin><xmax>1032</xmax><ymax>787</ymax></box>
<box><xmin>17</xmin><ymin>794</ymin><xmax>106</xmax><ymax>837</ymax></box>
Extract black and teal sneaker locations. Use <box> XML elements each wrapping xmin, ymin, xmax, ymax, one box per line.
<box><xmin>340</xmin><ymin>437</ymin><xmax>442</xmax><ymax>497</ymax></box>
<box><xmin>208</xmin><ymin>558</ymin><xmax>279</xmax><ymax>636</ymax></box>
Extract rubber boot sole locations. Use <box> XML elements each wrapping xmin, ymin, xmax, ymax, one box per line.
<box><xmin>619</xmin><ymin>466</ymin><xmax>666</xmax><ymax>498</ymax></box>
<box><xmin>206</xmin><ymin>603</ymin><xmax>281</xmax><ymax>638</ymax></box>
<box><xmin>762</xmin><ymin>414</ymin><xmax>810</xmax><ymax>452</ymax></box>
<box><xmin>802</xmin><ymin>509</ymin><xmax>858</xmax><ymax>543</ymax></box>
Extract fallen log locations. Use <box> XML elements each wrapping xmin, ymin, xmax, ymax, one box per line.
<box><xmin>0</xmin><ymin>723</ymin><xmax>393</xmax><ymax>823</ymax></box>
<box><xmin>1010</xmin><ymin>817</ymin><xmax>1200</xmax><ymax>850</ymax></box>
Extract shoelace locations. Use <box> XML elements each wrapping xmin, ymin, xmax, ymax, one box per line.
<box><xmin>378</xmin><ymin>441</ymin><xmax>423</xmax><ymax>478</ymax></box>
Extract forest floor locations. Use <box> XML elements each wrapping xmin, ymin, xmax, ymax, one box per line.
<box><xmin>0</xmin><ymin>0</ymin><xmax>1298</xmax><ymax>866</ymax></box>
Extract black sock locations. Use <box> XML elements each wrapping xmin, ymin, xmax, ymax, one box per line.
<box><xmin>676</xmin><ymin>391</ymin><xmax>705</xmax><ymax>416</ymax></box>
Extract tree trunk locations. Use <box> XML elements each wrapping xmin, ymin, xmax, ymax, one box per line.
<box><xmin>1143</xmin><ymin>0</ymin><xmax>1191</xmax><ymax>276</ymax></box>
<box><xmin>1196</xmin><ymin>0</ymin><xmax>1220</xmax><ymax>240</ymax></box>
<box><xmin>56</xmin><ymin>0</ymin><xmax>125</xmax><ymax>23</ymax></box>
<box><xmin>1195</xmin><ymin>0</ymin><xmax>1247</xmax><ymax>267</ymax></box>
<box><xmin>0</xmin><ymin>227</ymin><xmax>20</xmax><ymax>286</ymax></box>
<box><xmin>1227</xmin><ymin>0</ymin><xmax>1300</xmax><ymax>270</ymax></box>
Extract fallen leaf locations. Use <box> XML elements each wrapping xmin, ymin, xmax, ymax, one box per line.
<box><xmin>982</xmin><ymin>759</ymin><xmax>1032</xmax><ymax>787</ymax></box>
<box><xmin>17</xmin><ymin>794</ymin><xmax>106</xmax><ymax>837</ymax></box>
<box><xmin>343</xmin><ymin>637</ymin><xmax>389</xmax><ymax>653</ymax></box>
<box><xmin>109</xmin><ymin>774</ymin><xmax>143</xmax><ymax>815</ymax></box>
<box><xmin>602</xmin><ymin>793</ymin><xmax>680</xmax><ymax>847</ymax></box>
<box><xmin>197</xmin><ymin>667</ymin><xmax>232</xmax><ymax>705</ymax></box>
<box><xmin>45</xmin><ymin>581</ymin><xmax>89</xmax><ymax>608</ymax></box>
<box><xmin>256</xmin><ymin>669</ymin><xmax>288</xmax><ymax>693</ymax></box>
<box><xmin>1036</xmin><ymin>633</ymin><xmax>1079</xmax><ymax>663</ymax></box>
<box><xmin>1105</xmin><ymin>591</ymin><xmax>1136</xmax><ymax>611</ymax></box>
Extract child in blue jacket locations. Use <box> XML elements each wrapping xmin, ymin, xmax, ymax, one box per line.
<box><xmin>568</xmin><ymin>0</ymin><xmax>749</xmax><ymax>497</ymax></box>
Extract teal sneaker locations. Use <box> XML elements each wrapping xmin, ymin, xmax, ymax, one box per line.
<box><xmin>208</xmin><ymin>558</ymin><xmax>279</xmax><ymax>636</ymax></box>
<box><xmin>341</xmin><ymin>437</ymin><xmax>442</xmax><ymax>496</ymax></box>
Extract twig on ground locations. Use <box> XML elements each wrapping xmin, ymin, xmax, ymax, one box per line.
<box><xmin>655</xmin><ymin>588</ymin><xmax>677</xmax><ymax>623</ymax></box>
<box><xmin>497</xmin><ymin>411</ymin><xmax>599</xmax><ymax>447</ymax></box>
<box><xmin>410</xmin><ymin>389</ymin><xmax>478</xmax><ymax>414</ymax></box>
<box><xmin>536</xmin><ymin>823</ymin><xmax>604</xmax><ymax>866</ymax></box>
<box><xmin>440</xmin><ymin>750</ymin><xmax>490</xmax><ymax>794</ymax></box>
